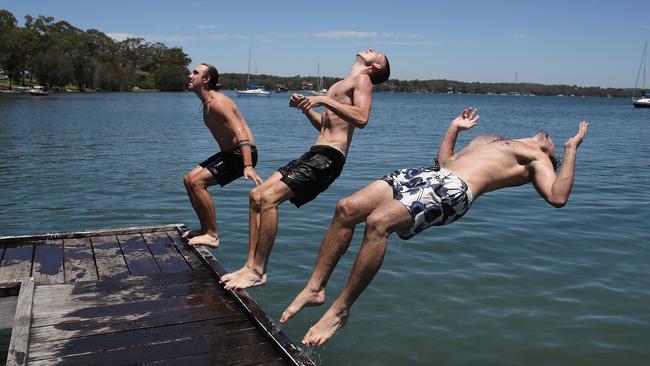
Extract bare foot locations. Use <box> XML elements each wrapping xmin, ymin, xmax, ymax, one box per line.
<box><xmin>302</xmin><ymin>307</ymin><xmax>349</xmax><ymax>346</ymax></box>
<box><xmin>221</xmin><ymin>266</ymin><xmax>267</xmax><ymax>290</ymax></box>
<box><xmin>181</xmin><ymin>230</ymin><xmax>203</xmax><ymax>239</ymax></box>
<box><xmin>188</xmin><ymin>234</ymin><xmax>220</xmax><ymax>248</ymax></box>
<box><xmin>280</xmin><ymin>288</ymin><xmax>326</xmax><ymax>324</ymax></box>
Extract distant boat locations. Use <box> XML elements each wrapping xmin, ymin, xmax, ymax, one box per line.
<box><xmin>632</xmin><ymin>41</ymin><xmax>650</xmax><ymax>108</ymax></box>
<box><xmin>236</xmin><ymin>37</ymin><xmax>270</xmax><ymax>97</ymax></box>
<box><xmin>310</xmin><ymin>63</ymin><xmax>327</xmax><ymax>96</ymax></box>
<box><xmin>236</xmin><ymin>83</ymin><xmax>270</xmax><ymax>97</ymax></box>
<box><xmin>28</xmin><ymin>85</ymin><xmax>48</xmax><ymax>96</ymax></box>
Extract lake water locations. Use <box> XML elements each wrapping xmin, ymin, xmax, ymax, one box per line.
<box><xmin>1</xmin><ymin>91</ymin><xmax>649</xmax><ymax>365</ymax></box>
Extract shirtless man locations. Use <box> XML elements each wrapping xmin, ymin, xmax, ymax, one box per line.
<box><xmin>183</xmin><ymin>63</ymin><xmax>262</xmax><ymax>247</ymax></box>
<box><xmin>220</xmin><ymin>49</ymin><xmax>390</xmax><ymax>290</ymax></box>
<box><xmin>280</xmin><ymin>107</ymin><xmax>589</xmax><ymax>346</ymax></box>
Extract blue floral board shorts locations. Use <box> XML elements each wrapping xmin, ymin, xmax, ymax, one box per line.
<box><xmin>381</xmin><ymin>166</ymin><xmax>474</xmax><ymax>240</ymax></box>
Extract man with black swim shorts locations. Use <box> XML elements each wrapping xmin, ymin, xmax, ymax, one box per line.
<box><xmin>182</xmin><ymin>63</ymin><xmax>262</xmax><ymax>247</ymax></box>
<box><xmin>220</xmin><ymin>49</ymin><xmax>391</xmax><ymax>290</ymax></box>
<box><xmin>280</xmin><ymin>108</ymin><xmax>589</xmax><ymax>346</ymax></box>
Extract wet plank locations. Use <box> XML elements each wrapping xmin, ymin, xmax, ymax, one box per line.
<box><xmin>166</xmin><ymin>231</ymin><xmax>204</xmax><ymax>269</ymax></box>
<box><xmin>142</xmin><ymin>232</ymin><xmax>192</xmax><ymax>273</ymax></box>
<box><xmin>192</xmin><ymin>244</ymin><xmax>315</xmax><ymax>366</ymax></box>
<box><xmin>34</xmin><ymin>269</ymin><xmax>211</xmax><ymax>300</ymax></box>
<box><xmin>33</xmin><ymin>273</ymin><xmax>215</xmax><ymax>309</ymax></box>
<box><xmin>28</xmin><ymin>319</ymin><xmax>255</xmax><ymax>361</ymax></box>
<box><xmin>63</xmin><ymin>237</ymin><xmax>98</xmax><ymax>283</ymax></box>
<box><xmin>91</xmin><ymin>235</ymin><xmax>129</xmax><ymax>280</ymax></box>
<box><xmin>116</xmin><ymin>234</ymin><xmax>161</xmax><ymax>276</ymax></box>
<box><xmin>31</xmin><ymin>283</ymin><xmax>235</xmax><ymax>327</ymax></box>
<box><xmin>30</xmin><ymin>303</ymin><xmax>247</xmax><ymax>343</ymax></box>
<box><xmin>0</xmin><ymin>243</ymin><xmax>34</xmax><ymax>282</ymax></box>
<box><xmin>7</xmin><ymin>277</ymin><xmax>34</xmax><ymax>366</ymax></box>
<box><xmin>29</xmin><ymin>333</ymin><xmax>280</xmax><ymax>366</ymax></box>
<box><xmin>32</xmin><ymin>239</ymin><xmax>64</xmax><ymax>285</ymax></box>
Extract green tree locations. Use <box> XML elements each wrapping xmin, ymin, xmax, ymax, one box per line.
<box><xmin>154</xmin><ymin>65</ymin><xmax>187</xmax><ymax>91</ymax></box>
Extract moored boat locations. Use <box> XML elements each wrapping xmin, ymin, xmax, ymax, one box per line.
<box><xmin>28</xmin><ymin>85</ymin><xmax>48</xmax><ymax>96</ymax></box>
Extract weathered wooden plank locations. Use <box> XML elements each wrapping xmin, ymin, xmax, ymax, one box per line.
<box><xmin>28</xmin><ymin>319</ymin><xmax>255</xmax><ymax>361</ymax></box>
<box><xmin>116</xmin><ymin>233</ymin><xmax>161</xmax><ymax>276</ymax></box>
<box><xmin>63</xmin><ymin>237</ymin><xmax>99</xmax><ymax>283</ymax></box>
<box><xmin>166</xmin><ymin>230</ymin><xmax>205</xmax><ymax>270</ymax></box>
<box><xmin>91</xmin><ymin>235</ymin><xmax>129</xmax><ymax>280</ymax></box>
<box><xmin>34</xmin><ymin>269</ymin><xmax>211</xmax><ymax>300</ymax></box>
<box><xmin>30</xmin><ymin>305</ymin><xmax>248</xmax><ymax>343</ymax></box>
<box><xmin>7</xmin><ymin>277</ymin><xmax>34</xmax><ymax>366</ymax></box>
<box><xmin>32</xmin><ymin>283</ymin><xmax>237</xmax><ymax>327</ymax></box>
<box><xmin>32</xmin><ymin>281</ymin><xmax>232</xmax><ymax>324</ymax></box>
<box><xmin>29</xmin><ymin>333</ymin><xmax>280</xmax><ymax>366</ymax></box>
<box><xmin>0</xmin><ymin>243</ymin><xmax>34</xmax><ymax>282</ymax></box>
<box><xmin>192</xmin><ymin>244</ymin><xmax>315</xmax><ymax>366</ymax></box>
<box><xmin>0</xmin><ymin>224</ymin><xmax>183</xmax><ymax>245</ymax></box>
<box><xmin>32</xmin><ymin>239</ymin><xmax>65</xmax><ymax>285</ymax></box>
<box><xmin>33</xmin><ymin>276</ymin><xmax>216</xmax><ymax>310</ymax></box>
<box><xmin>142</xmin><ymin>232</ymin><xmax>192</xmax><ymax>273</ymax></box>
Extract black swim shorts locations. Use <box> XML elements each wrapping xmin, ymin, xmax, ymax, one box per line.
<box><xmin>199</xmin><ymin>146</ymin><xmax>258</xmax><ymax>186</ymax></box>
<box><xmin>278</xmin><ymin>145</ymin><xmax>346</xmax><ymax>207</ymax></box>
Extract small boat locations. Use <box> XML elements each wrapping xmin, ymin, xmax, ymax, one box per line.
<box><xmin>236</xmin><ymin>38</ymin><xmax>270</xmax><ymax>97</ymax></box>
<box><xmin>632</xmin><ymin>41</ymin><xmax>650</xmax><ymax>108</ymax></box>
<box><xmin>633</xmin><ymin>96</ymin><xmax>650</xmax><ymax>108</ymax></box>
<box><xmin>310</xmin><ymin>63</ymin><xmax>327</xmax><ymax>96</ymax></box>
<box><xmin>236</xmin><ymin>83</ymin><xmax>270</xmax><ymax>97</ymax></box>
<box><xmin>28</xmin><ymin>85</ymin><xmax>48</xmax><ymax>96</ymax></box>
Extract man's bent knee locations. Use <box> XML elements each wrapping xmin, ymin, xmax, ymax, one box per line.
<box><xmin>365</xmin><ymin>213</ymin><xmax>390</xmax><ymax>238</ymax></box>
<box><xmin>335</xmin><ymin>197</ymin><xmax>359</xmax><ymax>223</ymax></box>
<box><xmin>249</xmin><ymin>188</ymin><xmax>262</xmax><ymax>210</ymax></box>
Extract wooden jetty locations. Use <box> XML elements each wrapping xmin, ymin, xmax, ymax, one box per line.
<box><xmin>0</xmin><ymin>224</ymin><xmax>314</xmax><ymax>366</ymax></box>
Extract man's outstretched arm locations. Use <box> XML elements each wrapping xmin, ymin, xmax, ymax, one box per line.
<box><xmin>531</xmin><ymin>121</ymin><xmax>589</xmax><ymax>207</ymax></box>
<box><xmin>437</xmin><ymin>107</ymin><xmax>479</xmax><ymax>164</ymax></box>
<box><xmin>290</xmin><ymin>93</ymin><xmax>323</xmax><ymax>131</ymax></box>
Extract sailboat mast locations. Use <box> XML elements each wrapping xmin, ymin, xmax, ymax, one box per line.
<box><xmin>633</xmin><ymin>41</ymin><xmax>647</xmax><ymax>99</ymax></box>
<box><xmin>247</xmin><ymin>37</ymin><xmax>253</xmax><ymax>84</ymax></box>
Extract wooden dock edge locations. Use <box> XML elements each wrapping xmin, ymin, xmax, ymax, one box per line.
<box><xmin>0</xmin><ymin>224</ymin><xmax>184</xmax><ymax>246</ymax></box>
<box><xmin>176</xmin><ymin>225</ymin><xmax>315</xmax><ymax>366</ymax></box>
<box><xmin>6</xmin><ymin>277</ymin><xmax>34</xmax><ymax>366</ymax></box>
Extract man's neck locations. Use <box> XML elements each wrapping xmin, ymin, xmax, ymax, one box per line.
<box><xmin>347</xmin><ymin>59</ymin><xmax>370</xmax><ymax>79</ymax></box>
<box><xmin>195</xmin><ymin>88</ymin><xmax>213</xmax><ymax>103</ymax></box>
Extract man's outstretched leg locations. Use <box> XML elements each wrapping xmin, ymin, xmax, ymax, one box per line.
<box><xmin>280</xmin><ymin>180</ymin><xmax>397</xmax><ymax>324</ymax></box>
<box><xmin>221</xmin><ymin>173</ymin><xmax>294</xmax><ymax>290</ymax></box>
<box><xmin>302</xmin><ymin>198</ymin><xmax>412</xmax><ymax>346</ymax></box>
<box><xmin>183</xmin><ymin>167</ymin><xmax>220</xmax><ymax>247</ymax></box>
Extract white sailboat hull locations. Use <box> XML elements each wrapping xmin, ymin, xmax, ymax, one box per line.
<box><xmin>235</xmin><ymin>88</ymin><xmax>271</xmax><ymax>97</ymax></box>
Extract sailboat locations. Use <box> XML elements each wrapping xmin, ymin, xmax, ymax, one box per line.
<box><xmin>236</xmin><ymin>38</ymin><xmax>270</xmax><ymax>97</ymax></box>
<box><xmin>632</xmin><ymin>41</ymin><xmax>650</xmax><ymax>108</ymax></box>
<box><xmin>310</xmin><ymin>63</ymin><xmax>327</xmax><ymax>96</ymax></box>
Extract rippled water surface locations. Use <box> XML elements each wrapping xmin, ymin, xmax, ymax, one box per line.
<box><xmin>1</xmin><ymin>92</ymin><xmax>649</xmax><ymax>365</ymax></box>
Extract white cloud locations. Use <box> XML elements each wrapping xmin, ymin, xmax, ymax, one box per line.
<box><xmin>313</xmin><ymin>31</ymin><xmax>379</xmax><ymax>38</ymax></box>
<box><xmin>197</xmin><ymin>24</ymin><xmax>220</xmax><ymax>30</ymax></box>
<box><xmin>106</xmin><ymin>32</ymin><xmax>137</xmax><ymax>41</ymax></box>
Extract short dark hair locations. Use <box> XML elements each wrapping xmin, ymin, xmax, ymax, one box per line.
<box><xmin>200</xmin><ymin>63</ymin><xmax>221</xmax><ymax>90</ymax></box>
<box><xmin>370</xmin><ymin>55</ymin><xmax>390</xmax><ymax>85</ymax></box>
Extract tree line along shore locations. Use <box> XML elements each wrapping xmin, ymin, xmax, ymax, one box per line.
<box><xmin>0</xmin><ymin>9</ymin><xmax>630</xmax><ymax>97</ymax></box>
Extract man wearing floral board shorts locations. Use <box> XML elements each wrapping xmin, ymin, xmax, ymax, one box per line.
<box><xmin>281</xmin><ymin>107</ymin><xmax>589</xmax><ymax>347</ymax></box>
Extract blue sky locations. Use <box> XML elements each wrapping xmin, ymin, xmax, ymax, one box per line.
<box><xmin>2</xmin><ymin>0</ymin><xmax>648</xmax><ymax>88</ymax></box>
